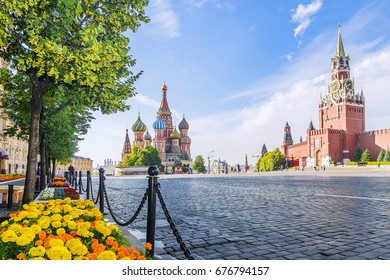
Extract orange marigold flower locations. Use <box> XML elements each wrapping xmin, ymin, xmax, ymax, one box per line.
<box><xmin>144</xmin><ymin>242</ymin><xmax>152</xmax><ymax>251</ymax></box>
<box><xmin>35</xmin><ymin>240</ymin><xmax>43</xmax><ymax>246</ymax></box>
<box><xmin>16</xmin><ymin>253</ymin><xmax>26</xmax><ymax>260</ymax></box>
<box><xmin>86</xmin><ymin>253</ymin><xmax>98</xmax><ymax>260</ymax></box>
<box><xmin>69</xmin><ymin>231</ymin><xmax>77</xmax><ymax>237</ymax></box>
<box><xmin>38</xmin><ymin>231</ymin><xmax>47</xmax><ymax>240</ymax></box>
<box><xmin>138</xmin><ymin>256</ymin><xmax>147</xmax><ymax>260</ymax></box>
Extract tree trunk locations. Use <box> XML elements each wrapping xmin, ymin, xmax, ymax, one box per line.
<box><xmin>52</xmin><ymin>158</ymin><xmax>56</xmax><ymax>178</ymax></box>
<box><xmin>22</xmin><ymin>76</ymin><xmax>42</xmax><ymax>204</ymax></box>
<box><xmin>39</xmin><ymin>132</ymin><xmax>47</xmax><ymax>191</ymax></box>
<box><xmin>39</xmin><ymin>107</ymin><xmax>47</xmax><ymax>191</ymax></box>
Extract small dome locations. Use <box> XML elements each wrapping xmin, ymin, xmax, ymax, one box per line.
<box><xmin>162</xmin><ymin>83</ymin><xmax>168</xmax><ymax>91</ymax></box>
<box><xmin>132</xmin><ymin>113</ymin><xmax>147</xmax><ymax>132</ymax></box>
<box><xmin>170</xmin><ymin>126</ymin><xmax>181</xmax><ymax>139</ymax></box>
<box><xmin>178</xmin><ymin>115</ymin><xmax>189</xmax><ymax>130</ymax></box>
<box><xmin>144</xmin><ymin>130</ymin><xmax>152</xmax><ymax>141</ymax></box>
<box><xmin>153</xmin><ymin>114</ymin><xmax>166</xmax><ymax>130</ymax></box>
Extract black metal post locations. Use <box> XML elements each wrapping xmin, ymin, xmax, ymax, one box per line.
<box><xmin>78</xmin><ymin>171</ymin><xmax>83</xmax><ymax>194</ymax></box>
<box><xmin>99</xmin><ymin>168</ymin><xmax>105</xmax><ymax>214</ymax></box>
<box><xmin>146</xmin><ymin>166</ymin><xmax>159</xmax><ymax>258</ymax></box>
<box><xmin>7</xmin><ymin>185</ymin><xmax>14</xmax><ymax>209</ymax></box>
<box><xmin>86</xmin><ymin>170</ymin><xmax>91</xmax><ymax>200</ymax></box>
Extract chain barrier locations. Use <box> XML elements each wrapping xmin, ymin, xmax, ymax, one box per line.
<box><xmin>87</xmin><ymin>172</ymin><xmax>100</xmax><ymax>204</ymax></box>
<box><xmin>102</xmin><ymin>182</ymin><xmax>149</xmax><ymax>226</ymax></box>
<box><xmin>155</xmin><ymin>182</ymin><xmax>194</xmax><ymax>260</ymax></box>
<box><xmin>81</xmin><ymin>167</ymin><xmax>194</xmax><ymax>260</ymax></box>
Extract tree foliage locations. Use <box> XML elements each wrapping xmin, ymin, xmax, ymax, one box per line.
<box><xmin>384</xmin><ymin>149</ymin><xmax>390</xmax><ymax>162</ymax></box>
<box><xmin>0</xmin><ymin>0</ymin><xmax>149</xmax><ymax>202</ymax></box>
<box><xmin>120</xmin><ymin>146</ymin><xmax>162</xmax><ymax>167</ymax></box>
<box><xmin>193</xmin><ymin>155</ymin><xmax>206</xmax><ymax>174</ymax></box>
<box><xmin>377</xmin><ymin>150</ymin><xmax>384</xmax><ymax>162</ymax></box>
<box><xmin>360</xmin><ymin>148</ymin><xmax>372</xmax><ymax>163</ymax></box>
<box><xmin>256</xmin><ymin>148</ymin><xmax>285</xmax><ymax>172</ymax></box>
<box><xmin>354</xmin><ymin>145</ymin><xmax>363</xmax><ymax>162</ymax></box>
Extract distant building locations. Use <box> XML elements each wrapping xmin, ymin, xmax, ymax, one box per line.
<box><xmin>59</xmin><ymin>156</ymin><xmax>93</xmax><ymax>174</ymax></box>
<box><xmin>121</xmin><ymin>83</ymin><xmax>192</xmax><ymax>174</ymax></box>
<box><xmin>0</xmin><ymin>58</ymin><xmax>28</xmax><ymax>174</ymax></box>
<box><xmin>282</xmin><ymin>25</ymin><xmax>390</xmax><ymax>167</ymax></box>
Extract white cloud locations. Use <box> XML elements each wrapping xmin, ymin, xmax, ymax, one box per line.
<box><xmin>185</xmin><ymin>0</ymin><xmax>208</xmax><ymax>8</ymax></box>
<box><xmin>216</xmin><ymin>0</ymin><xmax>235</xmax><ymax>11</ymax></box>
<box><xmin>148</xmin><ymin>0</ymin><xmax>180</xmax><ymax>39</ymax></box>
<box><xmin>291</xmin><ymin>0</ymin><xmax>323</xmax><ymax>38</ymax></box>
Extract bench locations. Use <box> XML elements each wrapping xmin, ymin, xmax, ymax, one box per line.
<box><xmin>0</xmin><ymin>185</ymin><xmax>24</xmax><ymax>203</ymax></box>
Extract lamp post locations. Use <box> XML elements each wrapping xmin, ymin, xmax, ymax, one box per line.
<box><xmin>208</xmin><ymin>150</ymin><xmax>215</xmax><ymax>174</ymax></box>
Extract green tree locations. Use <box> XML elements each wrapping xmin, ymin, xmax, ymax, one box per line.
<box><xmin>377</xmin><ymin>150</ymin><xmax>384</xmax><ymax>162</ymax></box>
<box><xmin>193</xmin><ymin>155</ymin><xmax>206</xmax><ymax>174</ymax></box>
<box><xmin>354</xmin><ymin>145</ymin><xmax>363</xmax><ymax>162</ymax></box>
<box><xmin>120</xmin><ymin>146</ymin><xmax>161</xmax><ymax>167</ymax></box>
<box><xmin>384</xmin><ymin>149</ymin><xmax>390</xmax><ymax>161</ymax></box>
<box><xmin>0</xmin><ymin>1</ymin><xmax>149</xmax><ymax>203</ymax></box>
<box><xmin>360</xmin><ymin>148</ymin><xmax>372</xmax><ymax>163</ymax></box>
<box><xmin>256</xmin><ymin>148</ymin><xmax>285</xmax><ymax>172</ymax></box>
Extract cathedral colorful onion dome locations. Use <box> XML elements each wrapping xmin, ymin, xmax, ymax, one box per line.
<box><xmin>132</xmin><ymin>113</ymin><xmax>147</xmax><ymax>132</ymax></box>
<box><xmin>153</xmin><ymin>114</ymin><xmax>166</xmax><ymax>130</ymax></box>
<box><xmin>178</xmin><ymin>115</ymin><xmax>189</xmax><ymax>130</ymax></box>
<box><xmin>144</xmin><ymin>130</ymin><xmax>152</xmax><ymax>141</ymax></box>
<box><xmin>170</xmin><ymin>126</ymin><xmax>181</xmax><ymax>139</ymax></box>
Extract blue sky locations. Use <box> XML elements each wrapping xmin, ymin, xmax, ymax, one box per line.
<box><xmin>77</xmin><ymin>0</ymin><xmax>390</xmax><ymax>167</ymax></box>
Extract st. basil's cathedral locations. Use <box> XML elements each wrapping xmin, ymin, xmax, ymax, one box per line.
<box><xmin>282</xmin><ymin>25</ymin><xmax>390</xmax><ymax>167</ymax></box>
<box><xmin>121</xmin><ymin>83</ymin><xmax>192</xmax><ymax>173</ymax></box>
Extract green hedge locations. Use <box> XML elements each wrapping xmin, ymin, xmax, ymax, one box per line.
<box><xmin>344</xmin><ymin>161</ymin><xmax>390</xmax><ymax>166</ymax></box>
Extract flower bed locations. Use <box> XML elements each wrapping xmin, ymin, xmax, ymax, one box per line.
<box><xmin>0</xmin><ymin>174</ymin><xmax>25</xmax><ymax>182</ymax></box>
<box><xmin>47</xmin><ymin>176</ymin><xmax>70</xmax><ymax>188</ymax></box>
<box><xmin>0</xmin><ymin>198</ymin><xmax>151</xmax><ymax>260</ymax></box>
<box><xmin>38</xmin><ymin>187</ymin><xmax>80</xmax><ymax>201</ymax></box>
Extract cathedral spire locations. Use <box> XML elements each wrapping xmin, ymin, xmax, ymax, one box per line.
<box><xmin>335</xmin><ymin>24</ymin><xmax>346</xmax><ymax>58</ymax></box>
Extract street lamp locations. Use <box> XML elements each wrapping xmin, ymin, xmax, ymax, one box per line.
<box><xmin>208</xmin><ymin>150</ymin><xmax>215</xmax><ymax>174</ymax></box>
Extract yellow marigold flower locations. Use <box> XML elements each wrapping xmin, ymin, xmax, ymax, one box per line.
<box><xmin>67</xmin><ymin>221</ymin><xmax>77</xmax><ymax>230</ymax></box>
<box><xmin>71</xmin><ymin>212</ymin><xmax>80</xmax><ymax>219</ymax></box>
<box><xmin>42</xmin><ymin>210</ymin><xmax>51</xmax><ymax>216</ymax></box>
<box><xmin>18</xmin><ymin>211</ymin><xmax>29</xmax><ymax>219</ymax></box>
<box><xmin>30</xmin><ymin>225</ymin><xmax>42</xmax><ymax>234</ymax></box>
<box><xmin>77</xmin><ymin>222</ymin><xmax>91</xmax><ymax>230</ymax></box>
<box><xmin>29</xmin><ymin>246</ymin><xmax>46</xmax><ymax>257</ymax></box>
<box><xmin>97</xmin><ymin>250</ymin><xmax>117</xmax><ymax>260</ymax></box>
<box><xmin>63</xmin><ymin>204</ymin><xmax>73</xmax><ymax>213</ymax></box>
<box><xmin>47</xmin><ymin>246</ymin><xmax>72</xmax><ymax>260</ymax></box>
<box><xmin>77</xmin><ymin>228</ymin><xmax>93</xmax><ymax>238</ymax></box>
<box><xmin>63</xmin><ymin>214</ymin><xmax>73</xmax><ymax>221</ymax></box>
<box><xmin>38</xmin><ymin>216</ymin><xmax>51</xmax><ymax>229</ymax></box>
<box><xmin>9</xmin><ymin>224</ymin><xmax>22</xmax><ymax>232</ymax></box>
<box><xmin>49</xmin><ymin>238</ymin><xmax>64</xmax><ymax>248</ymax></box>
<box><xmin>31</xmin><ymin>257</ymin><xmax>46</xmax><ymax>260</ymax></box>
<box><xmin>108</xmin><ymin>224</ymin><xmax>120</xmax><ymax>233</ymax></box>
<box><xmin>23</xmin><ymin>204</ymin><xmax>29</xmax><ymax>210</ymax></box>
<box><xmin>1</xmin><ymin>229</ymin><xmax>18</xmax><ymax>243</ymax></box>
<box><xmin>51</xmin><ymin>221</ymin><xmax>62</xmax><ymax>228</ymax></box>
<box><xmin>50</xmin><ymin>213</ymin><xmax>62</xmax><ymax>221</ymax></box>
<box><xmin>63</xmin><ymin>197</ymin><xmax>71</xmax><ymax>204</ymax></box>
<box><xmin>120</xmin><ymin>257</ymin><xmax>131</xmax><ymax>260</ymax></box>
<box><xmin>0</xmin><ymin>220</ymin><xmax>8</xmax><ymax>227</ymax></box>
<box><xmin>27</xmin><ymin>212</ymin><xmax>39</xmax><ymax>219</ymax></box>
<box><xmin>16</xmin><ymin>235</ymin><xmax>32</xmax><ymax>246</ymax></box>
<box><xmin>56</xmin><ymin>228</ymin><xmax>66</xmax><ymax>235</ymax></box>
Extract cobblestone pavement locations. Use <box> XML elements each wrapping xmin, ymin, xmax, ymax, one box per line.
<box><xmin>4</xmin><ymin>174</ymin><xmax>390</xmax><ymax>260</ymax></box>
<box><xmin>100</xmin><ymin>175</ymin><xmax>390</xmax><ymax>260</ymax></box>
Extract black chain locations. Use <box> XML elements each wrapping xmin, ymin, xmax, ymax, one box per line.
<box><xmin>102</xmin><ymin>182</ymin><xmax>149</xmax><ymax>226</ymax></box>
<box><xmin>155</xmin><ymin>183</ymin><xmax>194</xmax><ymax>260</ymax></box>
<box><xmin>89</xmin><ymin>176</ymin><xmax>100</xmax><ymax>204</ymax></box>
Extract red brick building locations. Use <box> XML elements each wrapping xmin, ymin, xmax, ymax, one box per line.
<box><xmin>282</xmin><ymin>25</ymin><xmax>390</xmax><ymax>167</ymax></box>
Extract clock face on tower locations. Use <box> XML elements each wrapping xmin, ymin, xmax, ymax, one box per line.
<box><xmin>344</xmin><ymin>78</ymin><xmax>354</xmax><ymax>92</ymax></box>
<box><xmin>329</xmin><ymin>79</ymin><xmax>340</xmax><ymax>93</ymax></box>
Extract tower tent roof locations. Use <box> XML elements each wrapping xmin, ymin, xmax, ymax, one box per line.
<box><xmin>335</xmin><ymin>24</ymin><xmax>345</xmax><ymax>57</ymax></box>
